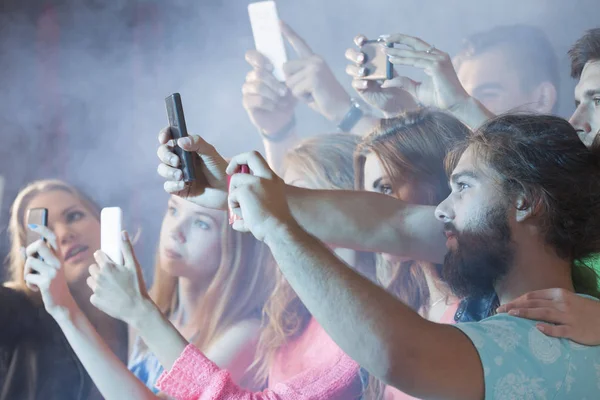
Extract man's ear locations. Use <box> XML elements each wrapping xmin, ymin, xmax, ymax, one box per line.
<box><xmin>514</xmin><ymin>191</ymin><xmax>542</xmax><ymax>222</ymax></box>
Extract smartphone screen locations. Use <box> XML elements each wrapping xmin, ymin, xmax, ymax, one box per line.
<box><xmin>165</xmin><ymin>93</ymin><xmax>197</xmax><ymax>182</ymax></box>
<box><xmin>101</xmin><ymin>207</ymin><xmax>123</xmax><ymax>265</ymax></box>
<box><xmin>26</xmin><ymin>208</ymin><xmax>48</xmax><ymax>247</ymax></box>
<box><xmin>248</xmin><ymin>1</ymin><xmax>287</xmax><ymax>81</ymax></box>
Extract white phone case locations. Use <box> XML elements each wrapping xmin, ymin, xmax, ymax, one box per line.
<box><xmin>248</xmin><ymin>1</ymin><xmax>287</xmax><ymax>81</ymax></box>
<box><xmin>101</xmin><ymin>207</ymin><xmax>123</xmax><ymax>265</ymax></box>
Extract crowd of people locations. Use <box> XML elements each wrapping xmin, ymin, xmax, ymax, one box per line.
<box><xmin>1</xmin><ymin>18</ymin><xmax>600</xmax><ymax>400</ymax></box>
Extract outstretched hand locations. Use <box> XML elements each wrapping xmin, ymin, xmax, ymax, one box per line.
<box><xmin>24</xmin><ymin>225</ymin><xmax>77</xmax><ymax>318</ymax></box>
<box><xmin>345</xmin><ymin>34</ymin><xmax>417</xmax><ymax>116</ymax></box>
<box><xmin>497</xmin><ymin>288</ymin><xmax>600</xmax><ymax>346</ymax></box>
<box><xmin>157</xmin><ymin>129</ymin><xmax>229</xmax><ymax>210</ymax></box>
<box><xmin>379</xmin><ymin>33</ymin><xmax>471</xmax><ymax>111</ymax></box>
<box><xmin>280</xmin><ymin>21</ymin><xmax>352</xmax><ymax>124</ymax></box>
<box><xmin>227</xmin><ymin>151</ymin><xmax>296</xmax><ymax>243</ymax></box>
<box><xmin>87</xmin><ymin>231</ymin><xmax>152</xmax><ymax>327</ymax></box>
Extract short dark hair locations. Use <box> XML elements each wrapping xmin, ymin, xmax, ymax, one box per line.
<box><xmin>569</xmin><ymin>28</ymin><xmax>600</xmax><ymax>79</ymax></box>
<box><xmin>455</xmin><ymin>25</ymin><xmax>560</xmax><ymax>109</ymax></box>
<box><xmin>448</xmin><ymin>114</ymin><xmax>600</xmax><ymax>296</ymax></box>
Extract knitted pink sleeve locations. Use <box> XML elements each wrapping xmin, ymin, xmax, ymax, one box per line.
<box><xmin>156</xmin><ymin>344</ymin><xmax>360</xmax><ymax>400</ymax></box>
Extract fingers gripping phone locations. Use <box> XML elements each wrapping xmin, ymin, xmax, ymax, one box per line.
<box><xmin>101</xmin><ymin>207</ymin><xmax>123</xmax><ymax>265</ymax></box>
<box><xmin>361</xmin><ymin>39</ymin><xmax>393</xmax><ymax>81</ymax></box>
<box><xmin>248</xmin><ymin>1</ymin><xmax>288</xmax><ymax>81</ymax></box>
<box><xmin>165</xmin><ymin>93</ymin><xmax>197</xmax><ymax>183</ymax></box>
<box><xmin>26</xmin><ymin>208</ymin><xmax>48</xmax><ymax>246</ymax></box>
<box><xmin>228</xmin><ymin>165</ymin><xmax>250</xmax><ymax>225</ymax></box>
<box><xmin>26</xmin><ymin>208</ymin><xmax>48</xmax><ymax>261</ymax></box>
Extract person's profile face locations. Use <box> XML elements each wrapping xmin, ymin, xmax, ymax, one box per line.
<box><xmin>363</xmin><ymin>152</ymin><xmax>432</xmax><ymax>264</ymax></box>
<box><xmin>434</xmin><ymin>147</ymin><xmax>514</xmax><ymax>297</ymax></box>
<box><xmin>569</xmin><ymin>60</ymin><xmax>600</xmax><ymax>147</ymax></box>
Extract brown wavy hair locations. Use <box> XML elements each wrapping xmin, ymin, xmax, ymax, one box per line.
<box><xmin>252</xmin><ymin>133</ymin><xmax>376</xmax><ymax>389</ymax></box>
<box><xmin>355</xmin><ymin>109</ymin><xmax>470</xmax><ymax>310</ymax></box>
<box><xmin>354</xmin><ymin>109</ymin><xmax>471</xmax><ymax>398</ymax></box>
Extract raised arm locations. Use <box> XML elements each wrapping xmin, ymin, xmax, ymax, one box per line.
<box><xmin>157</xmin><ymin>134</ymin><xmax>445</xmax><ymax>264</ymax></box>
<box><xmin>23</xmin><ymin>226</ymin><xmax>156</xmax><ymax>400</ymax></box>
<box><xmin>285</xmin><ymin>186</ymin><xmax>444</xmax><ymax>264</ymax></box>
<box><xmin>242</xmin><ymin>48</ymin><xmax>299</xmax><ymax>173</ymax></box>
<box><xmin>226</xmin><ymin>152</ymin><xmax>484</xmax><ymax>400</ymax></box>
<box><xmin>87</xmin><ymin>232</ymin><xmax>261</xmax><ymax>382</ymax></box>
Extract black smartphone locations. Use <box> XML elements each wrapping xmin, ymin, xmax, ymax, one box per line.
<box><xmin>165</xmin><ymin>93</ymin><xmax>197</xmax><ymax>182</ymax></box>
<box><xmin>361</xmin><ymin>39</ymin><xmax>393</xmax><ymax>80</ymax></box>
<box><xmin>26</xmin><ymin>208</ymin><xmax>48</xmax><ymax>260</ymax></box>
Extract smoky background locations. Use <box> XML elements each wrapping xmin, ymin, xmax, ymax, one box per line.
<box><xmin>0</xmin><ymin>0</ymin><xmax>597</xmax><ymax>281</ymax></box>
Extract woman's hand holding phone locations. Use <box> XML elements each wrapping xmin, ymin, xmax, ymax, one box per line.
<box><xmin>157</xmin><ymin>129</ymin><xmax>230</xmax><ymax>211</ymax></box>
<box><xmin>87</xmin><ymin>231</ymin><xmax>154</xmax><ymax>329</ymax></box>
<box><xmin>279</xmin><ymin>22</ymin><xmax>352</xmax><ymax>125</ymax></box>
<box><xmin>243</xmin><ymin>49</ymin><xmax>297</xmax><ymax>135</ymax></box>
<box><xmin>378</xmin><ymin>34</ymin><xmax>471</xmax><ymax>111</ymax></box>
<box><xmin>345</xmin><ymin>34</ymin><xmax>417</xmax><ymax>117</ymax></box>
<box><xmin>23</xmin><ymin>225</ymin><xmax>77</xmax><ymax>318</ymax></box>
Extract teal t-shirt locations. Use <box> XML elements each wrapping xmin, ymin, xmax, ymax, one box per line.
<box><xmin>456</xmin><ymin>305</ymin><xmax>600</xmax><ymax>399</ymax></box>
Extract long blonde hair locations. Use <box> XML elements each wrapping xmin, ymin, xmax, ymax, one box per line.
<box><xmin>252</xmin><ymin>134</ymin><xmax>376</xmax><ymax>388</ymax></box>
<box><xmin>149</xmin><ymin>208</ymin><xmax>276</xmax><ymax>354</ymax></box>
<box><xmin>5</xmin><ymin>179</ymin><xmax>101</xmax><ymax>298</ymax></box>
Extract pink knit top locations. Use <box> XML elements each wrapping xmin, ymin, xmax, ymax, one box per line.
<box><xmin>156</xmin><ymin>318</ymin><xmax>362</xmax><ymax>400</ymax></box>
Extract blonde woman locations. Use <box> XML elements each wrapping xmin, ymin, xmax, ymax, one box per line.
<box><xmin>127</xmin><ymin>196</ymin><xmax>275</xmax><ymax>391</ymax></box>
<box><xmin>142</xmin><ymin>133</ymin><xmax>377</xmax><ymax>399</ymax></box>
<box><xmin>21</xmin><ymin>188</ymin><xmax>275</xmax><ymax>399</ymax></box>
<box><xmin>0</xmin><ymin>180</ymin><xmax>126</xmax><ymax>400</ymax></box>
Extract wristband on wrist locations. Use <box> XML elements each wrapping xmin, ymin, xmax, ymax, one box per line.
<box><xmin>337</xmin><ymin>100</ymin><xmax>364</xmax><ymax>132</ymax></box>
<box><xmin>260</xmin><ymin>116</ymin><xmax>296</xmax><ymax>143</ymax></box>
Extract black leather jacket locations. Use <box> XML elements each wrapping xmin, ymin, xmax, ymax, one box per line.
<box><xmin>0</xmin><ymin>286</ymin><xmax>100</xmax><ymax>400</ymax></box>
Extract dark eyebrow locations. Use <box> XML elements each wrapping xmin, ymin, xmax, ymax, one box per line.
<box><xmin>585</xmin><ymin>89</ymin><xmax>600</xmax><ymax>98</ymax></box>
<box><xmin>450</xmin><ymin>171</ymin><xmax>479</xmax><ymax>185</ymax></box>
<box><xmin>372</xmin><ymin>177</ymin><xmax>383</xmax><ymax>190</ymax></box>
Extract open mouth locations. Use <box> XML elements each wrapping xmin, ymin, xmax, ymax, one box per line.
<box><xmin>164</xmin><ymin>248</ymin><xmax>183</xmax><ymax>259</ymax></box>
<box><xmin>64</xmin><ymin>245</ymin><xmax>90</xmax><ymax>262</ymax></box>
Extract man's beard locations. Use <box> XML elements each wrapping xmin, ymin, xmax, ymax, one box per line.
<box><xmin>441</xmin><ymin>204</ymin><xmax>515</xmax><ymax>299</ymax></box>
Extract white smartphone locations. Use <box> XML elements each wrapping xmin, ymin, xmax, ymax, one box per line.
<box><xmin>248</xmin><ymin>1</ymin><xmax>287</xmax><ymax>81</ymax></box>
<box><xmin>101</xmin><ymin>207</ymin><xmax>123</xmax><ymax>265</ymax></box>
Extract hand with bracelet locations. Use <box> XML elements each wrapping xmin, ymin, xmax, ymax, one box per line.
<box><xmin>243</xmin><ymin>21</ymin><xmax>356</xmax><ymax>138</ymax></box>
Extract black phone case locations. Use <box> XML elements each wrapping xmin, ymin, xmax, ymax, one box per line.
<box><xmin>165</xmin><ymin>93</ymin><xmax>197</xmax><ymax>182</ymax></box>
<box><xmin>26</xmin><ymin>208</ymin><xmax>48</xmax><ymax>261</ymax></box>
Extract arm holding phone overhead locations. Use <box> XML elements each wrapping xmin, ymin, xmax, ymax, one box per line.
<box><xmin>246</xmin><ymin>4</ymin><xmax>378</xmax><ymax>137</ymax></box>
<box><xmin>366</xmin><ymin>33</ymin><xmax>494</xmax><ymax>128</ymax></box>
<box><xmin>157</xmin><ymin>131</ymin><xmax>446</xmax><ymax>265</ymax></box>
<box><xmin>22</xmin><ymin>225</ymin><xmax>157</xmax><ymax>400</ymax></box>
